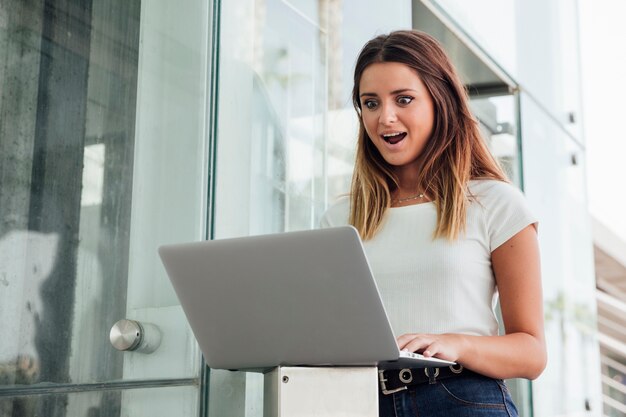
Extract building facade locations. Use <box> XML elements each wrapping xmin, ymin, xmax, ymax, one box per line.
<box><xmin>0</xmin><ymin>0</ymin><xmax>603</xmax><ymax>416</ymax></box>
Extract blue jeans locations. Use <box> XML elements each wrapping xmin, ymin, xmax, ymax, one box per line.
<box><xmin>379</xmin><ymin>372</ymin><xmax>519</xmax><ymax>417</ymax></box>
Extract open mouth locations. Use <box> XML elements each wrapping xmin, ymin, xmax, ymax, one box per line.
<box><xmin>381</xmin><ymin>132</ymin><xmax>407</xmax><ymax>145</ymax></box>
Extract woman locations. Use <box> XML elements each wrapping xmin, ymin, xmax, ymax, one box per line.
<box><xmin>320</xmin><ymin>30</ymin><xmax>546</xmax><ymax>416</ymax></box>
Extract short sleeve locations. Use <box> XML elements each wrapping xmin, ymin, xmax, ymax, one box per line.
<box><xmin>474</xmin><ymin>181</ymin><xmax>538</xmax><ymax>251</ymax></box>
<box><xmin>318</xmin><ymin>196</ymin><xmax>350</xmax><ymax>229</ymax></box>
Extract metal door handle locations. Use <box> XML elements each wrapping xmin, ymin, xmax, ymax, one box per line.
<box><xmin>109</xmin><ymin>319</ymin><xmax>161</xmax><ymax>354</ymax></box>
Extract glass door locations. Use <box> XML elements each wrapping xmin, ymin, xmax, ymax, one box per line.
<box><xmin>0</xmin><ymin>0</ymin><xmax>214</xmax><ymax>415</ymax></box>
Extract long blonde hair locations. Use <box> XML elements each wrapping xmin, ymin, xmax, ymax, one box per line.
<box><xmin>350</xmin><ymin>30</ymin><xmax>508</xmax><ymax>241</ymax></box>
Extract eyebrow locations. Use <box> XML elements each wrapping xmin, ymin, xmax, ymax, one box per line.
<box><xmin>359</xmin><ymin>88</ymin><xmax>418</xmax><ymax>98</ymax></box>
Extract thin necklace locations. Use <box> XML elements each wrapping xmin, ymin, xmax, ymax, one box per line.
<box><xmin>394</xmin><ymin>193</ymin><xmax>424</xmax><ymax>203</ymax></box>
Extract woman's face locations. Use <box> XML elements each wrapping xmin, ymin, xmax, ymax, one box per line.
<box><xmin>358</xmin><ymin>62</ymin><xmax>435</xmax><ymax>170</ymax></box>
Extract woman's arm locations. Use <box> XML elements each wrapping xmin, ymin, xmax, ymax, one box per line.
<box><xmin>397</xmin><ymin>224</ymin><xmax>547</xmax><ymax>380</ymax></box>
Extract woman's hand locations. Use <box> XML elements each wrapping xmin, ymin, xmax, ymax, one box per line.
<box><xmin>396</xmin><ymin>333</ymin><xmax>469</xmax><ymax>363</ymax></box>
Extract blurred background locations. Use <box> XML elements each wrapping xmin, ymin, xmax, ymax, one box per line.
<box><xmin>581</xmin><ymin>2</ymin><xmax>626</xmax><ymax>415</ymax></box>
<box><xmin>0</xmin><ymin>0</ymin><xmax>624</xmax><ymax>416</ymax></box>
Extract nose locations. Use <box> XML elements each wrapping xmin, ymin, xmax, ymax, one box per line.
<box><xmin>379</xmin><ymin>103</ymin><xmax>397</xmax><ymax>125</ymax></box>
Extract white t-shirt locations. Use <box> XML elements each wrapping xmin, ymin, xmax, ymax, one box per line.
<box><xmin>319</xmin><ymin>179</ymin><xmax>537</xmax><ymax>337</ymax></box>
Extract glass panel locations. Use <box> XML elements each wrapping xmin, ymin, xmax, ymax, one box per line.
<box><xmin>0</xmin><ymin>0</ymin><xmax>209</xmax><ymax>403</ymax></box>
<box><xmin>431</xmin><ymin>0</ymin><xmax>583</xmax><ymax>142</ymax></box>
<box><xmin>520</xmin><ymin>92</ymin><xmax>602</xmax><ymax>416</ymax></box>
<box><xmin>470</xmin><ymin>93</ymin><xmax>532</xmax><ymax>415</ymax></box>
<box><xmin>0</xmin><ymin>0</ymin><xmax>141</xmax><ymax>388</ymax></box>
<box><xmin>0</xmin><ymin>384</ymin><xmax>198</xmax><ymax>417</ymax></box>
<box><xmin>212</xmin><ymin>0</ymin><xmax>411</xmax><ymax>414</ymax></box>
<box><xmin>429</xmin><ymin>0</ymin><xmax>517</xmax><ymax>73</ymax></box>
<box><xmin>122</xmin><ymin>0</ymin><xmax>209</xmax><ymax>382</ymax></box>
<box><xmin>470</xmin><ymin>94</ymin><xmax>521</xmax><ymax>186</ymax></box>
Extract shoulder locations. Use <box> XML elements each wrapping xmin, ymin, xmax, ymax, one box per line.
<box><xmin>469</xmin><ymin>179</ymin><xmax>537</xmax><ymax>251</ymax></box>
<box><xmin>468</xmin><ymin>179</ymin><xmax>532</xmax><ymax>212</ymax></box>
<box><xmin>319</xmin><ymin>195</ymin><xmax>351</xmax><ymax>228</ymax></box>
<box><xmin>468</xmin><ymin>179</ymin><xmax>524</xmax><ymax>201</ymax></box>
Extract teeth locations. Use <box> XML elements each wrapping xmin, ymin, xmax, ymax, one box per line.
<box><xmin>382</xmin><ymin>132</ymin><xmax>404</xmax><ymax>137</ymax></box>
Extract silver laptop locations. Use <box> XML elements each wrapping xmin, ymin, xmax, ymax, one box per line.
<box><xmin>158</xmin><ymin>226</ymin><xmax>455</xmax><ymax>371</ymax></box>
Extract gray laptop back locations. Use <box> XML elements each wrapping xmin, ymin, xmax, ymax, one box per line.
<box><xmin>159</xmin><ymin>226</ymin><xmax>402</xmax><ymax>370</ymax></box>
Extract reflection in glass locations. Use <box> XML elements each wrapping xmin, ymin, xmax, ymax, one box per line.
<box><xmin>470</xmin><ymin>94</ymin><xmax>521</xmax><ymax>186</ymax></box>
<box><xmin>247</xmin><ymin>0</ymin><xmax>327</xmax><ymax>234</ymax></box>
<box><xmin>2</xmin><ymin>0</ymin><xmax>208</xmax><ymax>414</ymax></box>
<box><xmin>2</xmin><ymin>0</ymin><xmax>210</xmax><ymax>412</ymax></box>
<box><xmin>0</xmin><ymin>0</ymin><xmax>139</xmax><ymax>396</ymax></box>
<box><xmin>0</xmin><ymin>384</ymin><xmax>198</xmax><ymax>417</ymax></box>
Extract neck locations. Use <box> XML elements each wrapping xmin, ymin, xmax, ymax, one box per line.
<box><xmin>392</xmin><ymin>160</ymin><xmax>425</xmax><ymax>198</ymax></box>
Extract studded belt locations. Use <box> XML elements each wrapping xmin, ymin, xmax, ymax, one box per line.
<box><xmin>378</xmin><ymin>365</ymin><xmax>471</xmax><ymax>395</ymax></box>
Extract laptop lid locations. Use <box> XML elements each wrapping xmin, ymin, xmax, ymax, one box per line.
<box><xmin>158</xmin><ymin>226</ymin><xmax>447</xmax><ymax>371</ymax></box>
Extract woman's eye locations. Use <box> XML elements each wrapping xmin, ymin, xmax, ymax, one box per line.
<box><xmin>363</xmin><ymin>100</ymin><xmax>378</xmax><ymax>110</ymax></box>
<box><xmin>397</xmin><ymin>96</ymin><xmax>413</xmax><ymax>105</ymax></box>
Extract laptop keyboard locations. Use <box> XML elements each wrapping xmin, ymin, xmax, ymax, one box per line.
<box><xmin>399</xmin><ymin>351</ymin><xmax>426</xmax><ymax>359</ymax></box>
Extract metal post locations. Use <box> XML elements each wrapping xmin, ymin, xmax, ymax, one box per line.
<box><xmin>264</xmin><ymin>366</ymin><xmax>378</xmax><ymax>417</ymax></box>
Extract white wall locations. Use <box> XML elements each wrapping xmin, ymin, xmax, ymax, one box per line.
<box><xmin>580</xmin><ymin>0</ymin><xmax>626</xmax><ymax>245</ymax></box>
